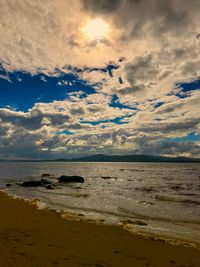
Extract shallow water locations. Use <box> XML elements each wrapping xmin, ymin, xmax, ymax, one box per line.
<box><xmin>0</xmin><ymin>162</ymin><xmax>200</xmax><ymax>244</ymax></box>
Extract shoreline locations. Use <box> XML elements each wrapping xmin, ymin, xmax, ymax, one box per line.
<box><xmin>3</xmin><ymin>188</ymin><xmax>200</xmax><ymax>249</ymax></box>
<box><xmin>0</xmin><ymin>191</ymin><xmax>200</xmax><ymax>266</ymax></box>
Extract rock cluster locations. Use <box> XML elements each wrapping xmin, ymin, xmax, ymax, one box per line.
<box><xmin>8</xmin><ymin>174</ymin><xmax>85</xmax><ymax>189</ymax></box>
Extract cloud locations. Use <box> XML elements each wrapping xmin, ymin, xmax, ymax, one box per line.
<box><xmin>135</xmin><ymin>140</ymin><xmax>200</xmax><ymax>158</ymax></box>
<box><xmin>0</xmin><ymin>80</ymin><xmax>199</xmax><ymax>158</ymax></box>
<box><xmin>0</xmin><ymin>0</ymin><xmax>122</xmax><ymax>72</ymax></box>
<box><xmin>0</xmin><ymin>107</ymin><xmax>71</xmax><ymax>130</ymax></box>
<box><xmin>81</xmin><ymin>0</ymin><xmax>200</xmax><ymax>104</ymax></box>
<box><xmin>83</xmin><ymin>0</ymin><xmax>121</xmax><ymax>14</ymax></box>
<box><xmin>83</xmin><ymin>0</ymin><xmax>199</xmax><ymax>40</ymax></box>
<box><xmin>0</xmin><ymin>0</ymin><xmax>199</xmax><ymax>159</ymax></box>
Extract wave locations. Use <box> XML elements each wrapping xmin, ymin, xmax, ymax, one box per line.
<box><xmin>41</xmin><ymin>190</ymin><xmax>89</xmax><ymax>198</ymax></box>
<box><xmin>119</xmin><ymin>169</ymin><xmax>146</xmax><ymax>172</ymax></box>
<box><xmin>118</xmin><ymin>207</ymin><xmax>200</xmax><ymax>224</ymax></box>
<box><xmin>135</xmin><ymin>186</ymin><xmax>157</xmax><ymax>192</ymax></box>
<box><xmin>155</xmin><ymin>195</ymin><xmax>200</xmax><ymax>206</ymax></box>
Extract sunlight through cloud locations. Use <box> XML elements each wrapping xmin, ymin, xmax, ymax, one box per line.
<box><xmin>82</xmin><ymin>18</ymin><xmax>110</xmax><ymax>41</ymax></box>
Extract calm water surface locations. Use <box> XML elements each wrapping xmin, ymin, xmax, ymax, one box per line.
<box><xmin>0</xmin><ymin>162</ymin><xmax>200</xmax><ymax>244</ymax></box>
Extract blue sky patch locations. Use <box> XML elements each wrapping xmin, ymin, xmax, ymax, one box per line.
<box><xmin>0</xmin><ymin>68</ymin><xmax>96</xmax><ymax>111</ymax></box>
<box><xmin>154</xmin><ymin>102</ymin><xmax>165</xmax><ymax>108</ymax></box>
<box><xmin>110</xmin><ymin>95</ymin><xmax>138</xmax><ymax>110</ymax></box>
<box><xmin>80</xmin><ymin>114</ymin><xmax>132</xmax><ymax>126</ymax></box>
<box><xmin>178</xmin><ymin>79</ymin><xmax>200</xmax><ymax>92</ymax></box>
<box><xmin>65</xmin><ymin>64</ymin><xmax>118</xmax><ymax>78</ymax></box>
<box><xmin>165</xmin><ymin>132</ymin><xmax>200</xmax><ymax>143</ymax></box>
<box><xmin>175</xmin><ymin>78</ymin><xmax>200</xmax><ymax>98</ymax></box>
<box><xmin>53</xmin><ymin>129</ymin><xmax>75</xmax><ymax>135</ymax></box>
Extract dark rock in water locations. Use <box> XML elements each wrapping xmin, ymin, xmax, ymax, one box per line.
<box><xmin>58</xmin><ymin>175</ymin><xmax>84</xmax><ymax>183</ymax></box>
<box><xmin>41</xmin><ymin>173</ymin><xmax>50</xmax><ymax>177</ymax></box>
<box><xmin>6</xmin><ymin>183</ymin><xmax>12</xmax><ymax>187</ymax></box>
<box><xmin>40</xmin><ymin>178</ymin><xmax>52</xmax><ymax>185</ymax></box>
<box><xmin>133</xmin><ymin>220</ymin><xmax>148</xmax><ymax>226</ymax></box>
<box><xmin>121</xmin><ymin>220</ymin><xmax>147</xmax><ymax>226</ymax></box>
<box><xmin>101</xmin><ymin>176</ymin><xmax>112</xmax><ymax>179</ymax></box>
<box><xmin>101</xmin><ymin>176</ymin><xmax>116</xmax><ymax>180</ymax></box>
<box><xmin>21</xmin><ymin>180</ymin><xmax>43</xmax><ymax>187</ymax></box>
<box><xmin>45</xmin><ymin>184</ymin><xmax>54</xmax><ymax>189</ymax></box>
<box><xmin>20</xmin><ymin>178</ymin><xmax>53</xmax><ymax>188</ymax></box>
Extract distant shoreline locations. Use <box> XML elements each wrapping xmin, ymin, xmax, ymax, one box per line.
<box><xmin>0</xmin><ymin>154</ymin><xmax>200</xmax><ymax>163</ymax></box>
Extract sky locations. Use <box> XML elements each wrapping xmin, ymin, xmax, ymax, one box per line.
<box><xmin>0</xmin><ymin>0</ymin><xmax>200</xmax><ymax>159</ymax></box>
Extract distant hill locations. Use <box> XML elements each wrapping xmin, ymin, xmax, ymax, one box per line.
<box><xmin>0</xmin><ymin>154</ymin><xmax>199</xmax><ymax>163</ymax></box>
<box><xmin>52</xmin><ymin>154</ymin><xmax>200</xmax><ymax>163</ymax></box>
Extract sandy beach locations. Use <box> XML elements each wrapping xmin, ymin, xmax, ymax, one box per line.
<box><xmin>0</xmin><ymin>192</ymin><xmax>199</xmax><ymax>267</ymax></box>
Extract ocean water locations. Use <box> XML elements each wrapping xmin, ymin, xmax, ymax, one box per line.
<box><xmin>0</xmin><ymin>162</ymin><xmax>200</xmax><ymax>245</ymax></box>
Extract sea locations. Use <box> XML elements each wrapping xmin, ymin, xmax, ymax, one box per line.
<box><xmin>0</xmin><ymin>162</ymin><xmax>200</xmax><ymax>246</ymax></box>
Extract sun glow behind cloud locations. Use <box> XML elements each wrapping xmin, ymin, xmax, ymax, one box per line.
<box><xmin>82</xmin><ymin>18</ymin><xmax>110</xmax><ymax>41</ymax></box>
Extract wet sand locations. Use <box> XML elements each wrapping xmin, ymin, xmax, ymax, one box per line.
<box><xmin>0</xmin><ymin>192</ymin><xmax>200</xmax><ymax>267</ymax></box>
